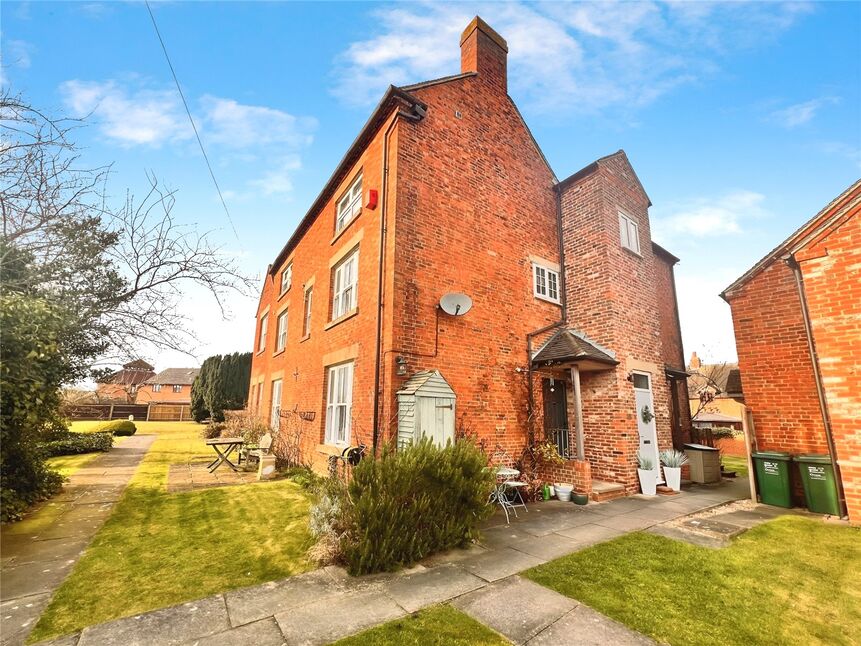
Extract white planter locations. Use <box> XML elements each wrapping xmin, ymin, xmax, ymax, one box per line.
<box><xmin>555</xmin><ymin>483</ymin><xmax>573</xmax><ymax>502</ymax></box>
<box><xmin>664</xmin><ymin>466</ymin><xmax>681</xmax><ymax>492</ymax></box>
<box><xmin>637</xmin><ymin>468</ymin><xmax>657</xmax><ymax>496</ymax></box>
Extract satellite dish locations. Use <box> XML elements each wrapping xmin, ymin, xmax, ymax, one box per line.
<box><xmin>439</xmin><ymin>292</ymin><xmax>473</xmax><ymax>316</ymax></box>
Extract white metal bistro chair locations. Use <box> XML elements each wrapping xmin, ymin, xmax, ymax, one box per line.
<box><xmin>491</xmin><ymin>467</ymin><xmax>528</xmax><ymax>523</ymax></box>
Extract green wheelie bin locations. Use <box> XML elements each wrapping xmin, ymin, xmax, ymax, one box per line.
<box><xmin>794</xmin><ymin>454</ymin><xmax>841</xmax><ymax>515</ymax></box>
<box><xmin>751</xmin><ymin>451</ymin><xmax>793</xmax><ymax>508</ymax></box>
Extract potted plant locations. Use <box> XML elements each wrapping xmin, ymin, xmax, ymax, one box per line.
<box><xmin>659</xmin><ymin>449</ymin><xmax>689</xmax><ymax>492</ymax></box>
<box><xmin>637</xmin><ymin>452</ymin><xmax>657</xmax><ymax>496</ymax></box>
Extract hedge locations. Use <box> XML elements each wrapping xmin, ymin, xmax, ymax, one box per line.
<box><xmin>341</xmin><ymin>438</ymin><xmax>495</xmax><ymax>575</ymax></box>
<box><xmin>96</xmin><ymin>420</ymin><xmax>137</xmax><ymax>436</ymax></box>
<box><xmin>41</xmin><ymin>431</ymin><xmax>113</xmax><ymax>457</ymax></box>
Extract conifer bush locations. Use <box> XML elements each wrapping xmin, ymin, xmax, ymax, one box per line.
<box><xmin>341</xmin><ymin>438</ymin><xmax>495</xmax><ymax>575</ymax></box>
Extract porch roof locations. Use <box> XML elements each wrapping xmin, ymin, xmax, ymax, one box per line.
<box><xmin>531</xmin><ymin>329</ymin><xmax>618</xmax><ymax>370</ymax></box>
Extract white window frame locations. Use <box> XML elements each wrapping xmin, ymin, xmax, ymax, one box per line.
<box><xmin>152</xmin><ymin>384</ymin><xmax>162</xmax><ymax>393</ymax></box>
<box><xmin>256</xmin><ymin>382</ymin><xmax>263</xmax><ymax>412</ymax></box>
<box><xmin>258</xmin><ymin>314</ymin><xmax>268</xmax><ymax>352</ymax></box>
<box><xmin>172</xmin><ymin>384</ymin><xmax>182</xmax><ymax>393</ymax></box>
<box><xmin>270</xmin><ymin>379</ymin><xmax>282</xmax><ymax>430</ymax></box>
<box><xmin>619</xmin><ymin>211</ymin><xmax>641</xmax><ymax>255</ymax></box>
<box><xmin>532</xmin><ymin>263</ymin><xmax>560</xmax><ymax>304</ymax></box>
<box><xmin>331</xmin><ymin>249</ymin><xmax>359</xmax><ymax>320</ymax></box>
<box><xmin>335</xmin><ymin>174</ymin><xmax>362</xmax><ymax>234</ymax></box>
<box><xmin>302</xmin><ymin>287</ymin><xmax>313</xmax><ymax>337</ymax></box>
<box><xmin>275</xmin><ymin>310</ymin><xmax>288</xmax><ymax>352</ymax></box>
<box><xmin>325</xmin><ymin>362</ymin><xmax>354</xmax><ymax>446</ymax></box>
<box><xmin>280</xmin><ymin>263</ymin><xmax>293</xmax><ymax>295</ymax></box>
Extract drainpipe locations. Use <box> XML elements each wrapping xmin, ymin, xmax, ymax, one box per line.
<box><xmin>372</xmin><ymin>105</ymin><xmax>425</xmax><ymax>456</ymax></box>
<box><xmin>525</xmin><ymin>188</ymin><xmax>568</xmax><ymax>445</ymax></box>
<box><xmin>786</xmin><ymin>254</ymin><xmax>848</xmax><ymax>518</ymax></box>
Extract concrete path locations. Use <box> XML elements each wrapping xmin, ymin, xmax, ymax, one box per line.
<box><xmin>0</xmin><ymin>435</ymin><xmax>156</xmax><ymax>646</ymax></box>
<box><xmin>30</xmin><ymin>479</ymin><xmax>749</xmax><ymax>645</ymax></box>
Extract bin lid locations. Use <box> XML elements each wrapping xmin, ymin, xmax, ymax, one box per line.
<box><xmin>683</xmin><ymin>443</ymin><xmax>719</xmax><ymax>452</ymax></box>
<box><xmin>793</xmin><ymin>453</ymin><xmax>832</xmax><ymax>464</ymax></box>
<box><xmin>751</xmin><ymin>451</ymin><xmax>792</xmax><ymax>461</ymax></box>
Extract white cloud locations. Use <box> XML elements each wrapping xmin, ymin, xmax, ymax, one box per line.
<box><xmin>652</xmin><ymin>190</ymin><xmax>772</xmax><ymax>240</ymax></box>
<box><xmin>200</xmin><ymin>96</ymin><xmax>316</xmax><ymax>149</ymax></box>
<box><xmin>770</xmin><ymin>96</ymin><xmax>839</xmax><ymax>128</ymax></box>
<box><xmin>59</xmin><ymin>79</ymin><xmax>190</xmax><ymax>146</ymax></box>
<box><xmin>332</xmin><ymin>1</ymin><xmax>812</xmax><ymax>114</ymax></box>
<box><xmin>248</xmin><ymin>156</ymin><xmax>302</xmax><ymax>196</ymax></box>
<box><xmin>2</xmin><ymin>39</ymin><xmax>34</xmax><ymax>69</ymax></box>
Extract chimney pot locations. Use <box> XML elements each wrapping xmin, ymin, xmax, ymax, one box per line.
<box><xmin>460</xmin><ymin>16</ymin><xmax>508</xmax><ymax>92</ymax></box>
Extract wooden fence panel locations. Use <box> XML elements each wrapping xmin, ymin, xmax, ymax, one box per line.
<box><xmin>147</xmin><ymin>404</ymin><xmax>190</xmax><ymax>421</ymax></box>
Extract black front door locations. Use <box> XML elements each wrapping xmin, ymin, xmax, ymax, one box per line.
<box><xmin>542</xmin><ymin>378</ymin><xmax>569</xmax><ymax>458</ymax></box>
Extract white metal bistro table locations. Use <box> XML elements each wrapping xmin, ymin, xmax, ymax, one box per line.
<box><xmin>490</xmin><ymin>467</ymin><xmax>528</xmax><ymax>523</ymax></box>
<box><xmin>205</xmin><ymin>437</ymin><xmax>245</xmax><ymax>472</ymax></box>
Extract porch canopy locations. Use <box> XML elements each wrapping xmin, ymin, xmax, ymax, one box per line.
<box><xmin>531</xmin><ymin>329</ymin><xmax>618</xmax><ymax>461</ymax></box>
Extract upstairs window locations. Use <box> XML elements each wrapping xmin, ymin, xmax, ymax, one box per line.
<box><xmin>335</xmin><ymin>173</ymin><xmax>362</xmax><ymax>234</ymax></box>
<box><xmin>258</xmin><ymin>314</ymin><xmax>268</xmax><ymax>352</ymax></box>
<box><xmin>619</xmin><ymin>212</ymin><xmax>641</xmax><ymax>255</ymax></box>
<box><xmin>332</xmin><ymin>249</ymin><xmax>359</xmax><ymax>320</ymax></box>
<box><xmin>302</xmin><ymin>287</ymin><xmax>313</xmax><ymax>337</ymax></box>
<box><xmin>152</xmin><ymin>384</ymin><xmax>162</xmax><ymax>393</ymax></box>
<box><xmin>325</xmin><ymin>362</ymin><xmax>354</xmax><ymax>446</ymax></box>
<box><xmin>276</xmin><ymin>310</ymin><xmax>288</xmax><ymax>352</ymax></box>
<box><xmin>533</xmin><ymin>264</ymin><xmax>560</xmax><ymax>304</ymax></box>
<box><xmin>280</xmin><ymin>263</ymin><xmax>293</xmax><ymax>295</ymax></box>
<box><xmin>172</xmin><ymin>384</ymin><xmax>182</xmax><ymax>393</ymax></box>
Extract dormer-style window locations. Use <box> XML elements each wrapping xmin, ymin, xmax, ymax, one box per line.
<box><xmin>619</xmin><ymin>211</ymin><xmax>641</xmax><ymax>255</ymax></box>
<box><xmin>280</xmin><ymin>263</ymin><xmax>293</xmax><ymax>295</ymax></box>
<box><xmin>335</xmin><ymin>173</ymin><xmax>362</xmax><ymax>234</ymax></box>
<box><xmin>533</xmin><ymin>263</ymin><xmax>560</xmax><ymax>304</ymax></box>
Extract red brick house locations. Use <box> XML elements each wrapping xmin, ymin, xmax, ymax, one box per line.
<box><xmin>249</xmin><ymin>17</ymin><xmax>691</xmax><ymax>499</ymax></box>
<box><xmin>722</xmin><ymin>179</ymin><xmax>860</xmax><ymax>522</ymax></box>
<box><xmin>138</xmin><ymin>368</ymin><xmax>200</xmax><ymax>405</ymax></box>
<box><xmin>96</xmin><ymin>360</ymin><xmax>156</xmax><ymax>403</ymax></box>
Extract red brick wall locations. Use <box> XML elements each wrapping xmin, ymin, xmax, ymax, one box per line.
<box><xmin>796</xmin><ymin>208</ymin><xmax>860</xmax><ymax>522</ymax></box>
<box><xmin>537</xmin><ymin>459</ymin><xmax>592</xmax><ymax>496</ymax></box>
<box><xmin>557</xmin><ymin>154</ymin><xmax>674</xmax><ymax>492</ymax></box>
<box><xmin>135</xmin><ymin>384</ymin><xmax>192</xmax><ymax>404</ymax></box>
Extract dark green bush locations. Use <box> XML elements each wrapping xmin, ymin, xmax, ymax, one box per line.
<box><xmin>96</xmin><ymin>420</ymin><xmax>136</xmax><ymax>436</ymax></box>
<box><xmin>41</xmin><ymin>431</ymin><xmax>113</xmax><ymax>457</ymax></box>
<box><xmin>341</xmin><ymin>438</ymin><xmax>495</xmax><ymax>575</ymax></box>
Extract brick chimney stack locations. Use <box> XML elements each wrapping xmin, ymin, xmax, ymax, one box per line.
<box><xmin>689</xmin><ymin>351</ymin><xmax>701</xmax><ymax>369</ymax></box>
<box><xmin>460</xmin><ymin>16</ymin><xmax>508</xmax><ymax>92</ymax></box>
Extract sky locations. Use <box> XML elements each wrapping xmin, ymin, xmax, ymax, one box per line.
<box><xmin>2</xmin><ymin>0</ymin><xmax>859</xmax><ymax>373</ymax></box>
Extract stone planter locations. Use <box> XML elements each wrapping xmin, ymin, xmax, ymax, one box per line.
<box><xmin>663</xmin><ymin>466</ymin><xmax>681</xmax><ymax>492</ymax></box>
<box><xmin>637</xmin><ymin>468</ymin><xmax>657</xmax><ymax>496</ymax></box>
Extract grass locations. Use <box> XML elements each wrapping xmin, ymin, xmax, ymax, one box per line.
<box><xmin>524</xmin><ymin>516</ymin><xmax>861</xmax><ymax>646</ymax></box>
<box><xmin>721</xmin><ymin>454</ymin><xmax>749</xmax><ymax>476</ymax></box>
<box><xmin>45</xmin><ymin>434</ymin><xmax>132</xmax><ymax>478</ymax></box>
<box><xmin>334</xmin><ymin>605</ymin><xmax>509</xmax><ymax>646</ymax></box>
<box><xmin>28</xmin><ymin>421</ymin><xmax>315</xmax><ymax>643</ymax></box>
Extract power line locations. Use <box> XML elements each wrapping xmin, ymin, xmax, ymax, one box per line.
<box><xmin>144</xmin><ymin>0</ymin><xmax>240</xmax><ymax>242</ymax></box>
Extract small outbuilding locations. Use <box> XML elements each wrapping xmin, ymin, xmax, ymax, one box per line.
<box><xmin>397</xmin><ymin>370</ymin><xmax>456</xmax><ymax>448</ymax></box>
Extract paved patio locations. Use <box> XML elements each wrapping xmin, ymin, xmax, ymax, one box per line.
<box><xmin>33</xmin><ymin>478</ymin><xmax>750</xmax><ymax>645</ymax></box>
<box><xmin>1</xmin><ymin>435</ymin><xmax>156</xmax><ymax>646</ymax></box>
<box><xmin>166</xmin><ymin>460</ymin><xmax>258</xmax><ymax>493</ymax></box>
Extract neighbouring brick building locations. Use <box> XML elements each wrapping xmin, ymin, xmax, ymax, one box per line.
<box><xmin>722</xmin><ymin>179</ymin><xmax>860</xmax><ymax>522</ymax></box>
<box><xmin>96</xmin><ymin>360</ymin><xmax>156</xmax><ymax>403</ymax></box>
<box><xmin>249</xmin><ymin>17</ymin><xmax>691</xmax><ymax>499</ymax></box>
<box><xmin>138</xmin><ymin>368</ymin><xmax>200</xmax><ymax>405</ymax></box>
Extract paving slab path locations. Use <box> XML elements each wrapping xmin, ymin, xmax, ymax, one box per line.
<box><xmin>26</xmin><ymin>479</ymin><xmax>750</xmax><ymax>645</ymax></box>
<box><xmin>0</xmin><ymin>435</ymin><xmax>156</xmax><ymax>646</ymax></box>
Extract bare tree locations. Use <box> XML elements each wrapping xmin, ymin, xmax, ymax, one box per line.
<box><xmin>688</xmin><ymin>360</ymin><xmax>732</xmax><ymax>420</ymax></box>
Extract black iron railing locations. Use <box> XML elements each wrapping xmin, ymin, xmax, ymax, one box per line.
<box><xmin>545</xmin><ymin>428</ymin><xmax>571</xmax><ymax>459</ymax></box>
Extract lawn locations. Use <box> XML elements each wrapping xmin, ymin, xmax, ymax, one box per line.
<box><xmin>721</xmin><ymin>454</ymin><xmax>749</xmax><ymax>476</ymax></box>
<box><xmin>334</xmin><ymin>605</ymin><xmax>508</xmax><ymax>646</ymax></box>
<box><xmin>45</xmin><ymin>434</ymin><xmax>131</xmax><ymax>478</ymax></box>
<box><xmin>29</xmin><ymin>421</ymin><xmax>315</xmax><ymax>643</ymax></box>
<box><xmin>524</xmin><ymin>516</ymin><xmax>861</xmax><ymax>646</ymax></box>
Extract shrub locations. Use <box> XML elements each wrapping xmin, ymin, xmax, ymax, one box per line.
<box><xmin>202</xmin><ymin>422</ymin><xmax>224</xmax><ymax>439</ymax></box>
<box><xmin>96</xmin><ymin>420</ymin><xmax>136</xmax><ymax>436</ymax></box>
<box><xmin>41</xmin><ymin>431</ymin><xmax>113</xmax><ymax>457</ymax></box>
<box><xmin>340</xmin><ymin>438</ymin><xmax>495</xmax><ymax>575</ymax></box>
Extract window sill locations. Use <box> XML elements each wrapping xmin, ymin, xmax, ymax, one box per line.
<box><xmin>330</xmin><ymin>210</ymin><xmax>362</xmax><ymax>246</ymax></box>
<box><xmin>534</xmin><ymin>294</ymin><xmax>562</xmax><ymax>306</ymax></box>
<box><xmin>621</xmin><ymin>246</ymin><xmax>643</xmax><ymax>259</ymax></box>
<box><xmin>300</xmin><ymin>333</ymin><xmax>311</xmax><ymax>343</ymax></box>
<box><xmin>256</xmin><ymin>349</ymin><xmax>266</xmax><ymax>356</ymax></box>
<box><xmin>324</xmin><ymin>308</ymin><xmax>359</xmax><ymax>330</ymax></box>
<box><xmin>273</xmin><ymin>348</ymin><xmax>285</xmax><ymax>357</ymax></box>
<box><xmin>278</xmin><ymin>287</ymin><xmax>291</xmax><ymax>301</ymax></box>
<box><xmin>316</xmin><ymin>443</ymin><xmax>346</xmax><ymax>456</ymax></box>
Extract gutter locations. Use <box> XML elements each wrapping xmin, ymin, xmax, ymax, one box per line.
<box><xmin>525</xmin><ymin>187</ymin><xmax>568</xmax><ymax>445</ymax></box>
<box><xmin>786</xmin><ymin>254</ymin><xmax>848</xmax><ymax>518</ymax></box>
<box><xmin>371</xmin><ymin>105</ymin><xmax>426</xmax><ymax>456</ymax></box>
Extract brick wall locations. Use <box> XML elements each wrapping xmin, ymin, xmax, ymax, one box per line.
<box><xmin>796</xmin><ymin>208</ymin><xmax>860</xmax><ymax>522</ymax></box>
<box><xmin>136</xmin><ymin>384</ymin><xmax>193</xmax><ymax>404</ymax></box>
<box><xmin>537</xmin><ymin>459</ymin><xmax>592</xmax><ymax>496</ymax></box>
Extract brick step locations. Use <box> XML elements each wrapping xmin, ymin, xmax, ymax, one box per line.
<box><xmin>591</xmin><ymin>480</ymin><xmax>627</xmax><ymax>502</ymax></box>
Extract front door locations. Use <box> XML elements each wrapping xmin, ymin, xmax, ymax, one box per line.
<box><xmin>416</xmin><ymin>396</ymin><xmax>455</xmax><ymax>447</ymax></box>
<box><xmin>542</xmin><ymin>378</ymin><xmax>569</xmax><ymax>458</ymax></box>
<box><xmin>632</xmin><ymin>372</ymin><xmax>662</xmax><ymax>483</ymax></box>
